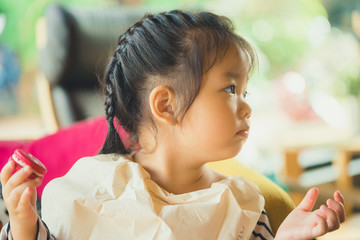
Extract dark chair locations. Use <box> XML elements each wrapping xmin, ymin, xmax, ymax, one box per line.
<box><xmin>36</xmin><ymin>4</ymin><xmax>146</xmax><ymax>133</ymax></box>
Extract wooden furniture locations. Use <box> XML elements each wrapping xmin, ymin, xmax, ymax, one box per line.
<box><xmin>281</xmin><ymin>135</ymin><xmax>360</xmax><ymax>215</ymax></box>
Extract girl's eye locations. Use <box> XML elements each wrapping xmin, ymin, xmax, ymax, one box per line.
<box><xmin>225</xmin><ymin>85</ymin><xmax>236</xmax><ymax>95</ymax></box>
<box><xmin>243</xmin><ymin>91</ymin><xmax>248</xmax><ymax>99</ymax></box>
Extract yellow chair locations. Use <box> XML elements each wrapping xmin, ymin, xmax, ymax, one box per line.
<box><xmin>208</xmin><ymin>159</ymin><xmax>295</xmax><ymax>234</ymax></box>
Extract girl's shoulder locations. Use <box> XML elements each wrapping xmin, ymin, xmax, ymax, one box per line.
<box><xmin>42</xmin><ymin>154</ymin><xmax>148</xmax><ymax>199</ymax></box>
<box><xmin>206</xmin><ymin>167</ymin><xmax>262</xmax><ymax>196</ymax></box>
<box><xmin>207</xmin><ymin>168</ymin><xmax>264</xmax><ymax>208</ymax></box>
<box><xmin>54</xmin><ymin>154</ymin><xmax>129</xmax><ymax>181</ymax></box>
<box><xmin>69</xmin><ymin>153</ymin><xmax>137</xmax><ymax>175</ymax></box>
<box><xmin>213</xmin><ymin>175</ymin><xmax>264</xmax><ymax>213</ymax></box>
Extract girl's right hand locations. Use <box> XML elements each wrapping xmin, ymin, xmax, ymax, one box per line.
<box><xmin>1</xmin><ymin>160</ymin><xmax>42</xmax><ymax>240</ymax></box>
<box><xmin>275</xmin><ymin>188</ymin><xmax>345</xmax><ymax>240</ymax></box>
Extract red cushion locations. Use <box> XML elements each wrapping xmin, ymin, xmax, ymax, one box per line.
<box><xmin>0</xmin><ymin>141</ymin><xmax>28</xmax><ymax>167</ymax></box>
<box><xmin>0</xmin><ymin>116</ymin><xmax>132</xmax><ymax>198</ymax></box>
<box><xmin>25</xmin><ymin>117</ymin><xmax>109</xmax><ymax>197</ymax></box>
<box><xmin>0</xmin><ymin>117</ymin><xmax>109</xmax><ymax>197</ymax></box>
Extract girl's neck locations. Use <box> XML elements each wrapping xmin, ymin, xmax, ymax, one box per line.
<box><xmin>133</xmin><ymin>146</ymin><xmax>224</xmax><ymax>195</ymax></box>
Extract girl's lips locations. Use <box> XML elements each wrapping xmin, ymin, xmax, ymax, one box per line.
<box><xmin>236</xmin><ymin>129</ymin><xmax>249</xmax><ymax>137</ymax></box>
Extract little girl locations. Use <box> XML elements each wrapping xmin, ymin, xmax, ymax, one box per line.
<box><xmin>1</xmin><ymin>10</ymin><xmax>345</xmax><ymax>240</ymax></box>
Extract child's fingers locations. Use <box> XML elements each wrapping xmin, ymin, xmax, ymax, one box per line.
<box><xmin>334</xmin><ymin>191</ymin><xmax>344</xmax><ymax>204</ymax></box>
<box><xmin>311</xmin><ymin>215</ymin><xmax>328</xmax><ymax>237</ymax></box>
<box><xmin>5</xmin><ymin>184</ymin><xmax>30</xmax><ymax>210</ymax></box>
<box><xmin>3</xmin><ymin>166</ymin><xmax>33</xmax><ymax>197</ymax></box>
<box><xmin>308</xmin><ymin>208</ymin><xmax>328</xmax><ymax>237</ymax></box>
<box><xmin>320</xmin><ymin>205</ymin><xmax>340</xmax><ymax>232</ymax></box>
<box><xmin>297</xmin><ymin>187</ymin><xmax>319</xmax><ymax>212</ymax></box>
<box><xmin>334</xmin><ymin>190</ymin><xmax>345</xmax><ymax>206</ymax></box>
<box><xmin>18</xmin><ymin>187</ymin><xmax>34</xmax><ymax>210</ymax></box>
<box><xmin>0</xmin><ymin>160</ymin><xmax>16</xmax><ymax>185</ymax></box>
<box><xmin>327</xmin><ymin>198</ymin><xmax>345</xmax><ymax>223</ymax></box>
<box><xmin>4</xmin><ymin>178</ymin><xmax>40</xmax><ymax>210</ymax></box>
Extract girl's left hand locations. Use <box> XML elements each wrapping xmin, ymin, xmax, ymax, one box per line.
<box><xmin>275</xmin><ymin>187</ymin><xmax>345</xmax><ymax>240</ymax></box>
<box><xmin>1</xmin><ymin>160</ymin><xmax>42</xmax><ymax>240</ymax></box>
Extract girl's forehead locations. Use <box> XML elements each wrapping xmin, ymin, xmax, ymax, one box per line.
<box><xmin>201</xmin><ymin>46</ymin><xmax>250</xmax><ymax>88</ymax></box>
<box><xmin>211</xmin><ymin>45</ymin><xmax>250</xmax><ymax>76</ymax></box>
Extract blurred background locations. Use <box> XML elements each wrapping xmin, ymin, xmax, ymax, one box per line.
<box><xmin>0</xmin><ymin>0</ymin><xmax>359</xmax><ymax>238</ymax></box>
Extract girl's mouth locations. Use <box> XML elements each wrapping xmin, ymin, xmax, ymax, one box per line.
<box><xmin>236</xmin><ymin>129</ymin><xmax>249</xmax><ymax>138</ymax></box>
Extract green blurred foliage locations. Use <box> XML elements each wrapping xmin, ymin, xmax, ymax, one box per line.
<box><xmin>144</xmin><ymin>0</ymin><xmax>206</xmax><ymax>8</ymax></box>
<box><xmin>0</xmin><ymin>0</ymin><xmax>105</xmax><ymax>69</ymax></box>
<box><xmin>205</xmin><ymin>0</ymin><xmax>359</xmax><ymax>97</ymax></box>
<box><xmin>0</xmin><ymin>0</ymin><xmax>358</xmax><ymax>97</ymax></box>
<box><xmin>0</xmin><ymin>0</ymin><xmax>206</xmax><ymax>69</ymax></box>
<box><xmin>230</xmin><ymin>0</ymin><xmax>327</xmax><ymax>78</ymax></box>
<box><xmin>342</xmin><ymin>71</ymin><xmax>360</xmax><ymax>97</ymax></box>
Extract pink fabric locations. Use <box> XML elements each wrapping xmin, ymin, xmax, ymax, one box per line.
<box><xmin>0</xmin><ymin>117</ymin><xmax>109</xmax><ymax>197</ymax></box>
<box><xmin>0</xmin><ymin>141</ymin><xmax>28</xmax><ymax>166</ymax></box>
<box><xmin>25</xmin><ymin>117</ymin><xmax>109</xmax><ymax>197</ymax></box>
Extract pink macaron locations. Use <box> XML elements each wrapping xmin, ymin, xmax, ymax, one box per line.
<box><xmin>9</xmin><ymin>149</ymin><xmax>47</xmax><ymax>179</ymax></box>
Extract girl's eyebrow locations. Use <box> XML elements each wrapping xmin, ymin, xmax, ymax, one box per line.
<box><xmin>225</xmin><ymin>71</ymin><xmax>248</xmax><ymax>82</ymax></box>
<box><xmin>225</xmin><ymin>71</ymin><xmax>240</xmax><ymax>80</ymax></box>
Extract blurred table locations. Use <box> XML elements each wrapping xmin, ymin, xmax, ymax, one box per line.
<box><xmin>282</xmin><ymin>133</ymin><xmax>360</xmax><ymax>216</ymax></box>
<box><xmin>278</xmin><ymin>118</ymin><xmax>360</xmax><ymax>216</ymax></box>
<box><xmin>335</xmin><ymin>135</ymin><xmax>360</xmax><ymax>189</ymax></box>
<box><xmin>0</xmin><ymin>116</ymin><xmax>47</xmax><ymax>140</ymax></box>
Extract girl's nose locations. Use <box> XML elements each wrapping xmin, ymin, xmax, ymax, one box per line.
<box><xmin>238</xmin><ymin>100</ymin><xmax>252</xmax><ymax>119</ymax></box>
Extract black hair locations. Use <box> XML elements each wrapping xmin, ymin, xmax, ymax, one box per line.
<box><xmin>99</xmin><ymin>10</ymin><xmax>256</xmax><ymax>155</ymax></box>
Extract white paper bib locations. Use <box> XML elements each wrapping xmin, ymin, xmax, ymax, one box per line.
<box><xmin>42</xmin><ymin>154</ymin><xmax>265</xmax><ymax>240</ymax></box>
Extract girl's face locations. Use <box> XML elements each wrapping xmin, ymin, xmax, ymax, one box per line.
<box><xmin>176</xmin><ymin>45</ymin><xmax>252</xmax><ymax>163</ymax></box>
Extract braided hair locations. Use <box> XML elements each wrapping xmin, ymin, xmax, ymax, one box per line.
<box><xmin>99</xmin><ymin>10</ymin><xmax>256</xmax><ymax>155</ymax></box>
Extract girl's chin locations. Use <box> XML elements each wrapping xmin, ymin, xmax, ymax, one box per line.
<box><xmin>218</xmin><ymin>145</ymin><xmax>245</xmax><ymax>160</ymax></box>
<box><xmin>232</xmin><ymin>143</ymin><xmax>246</xmax><ymax>157</ymax></box>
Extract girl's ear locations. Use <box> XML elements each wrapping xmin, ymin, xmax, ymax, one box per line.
<box><xmin>149</xmin><ymin>85</ymin><xmax>177</xmax><ymax>125</ymax></box>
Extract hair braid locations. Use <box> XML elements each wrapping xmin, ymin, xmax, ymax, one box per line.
<box><xmin>100</xmin><ymin>48</ymin><xmax>129</xmax><ymax>154</ymax></box>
